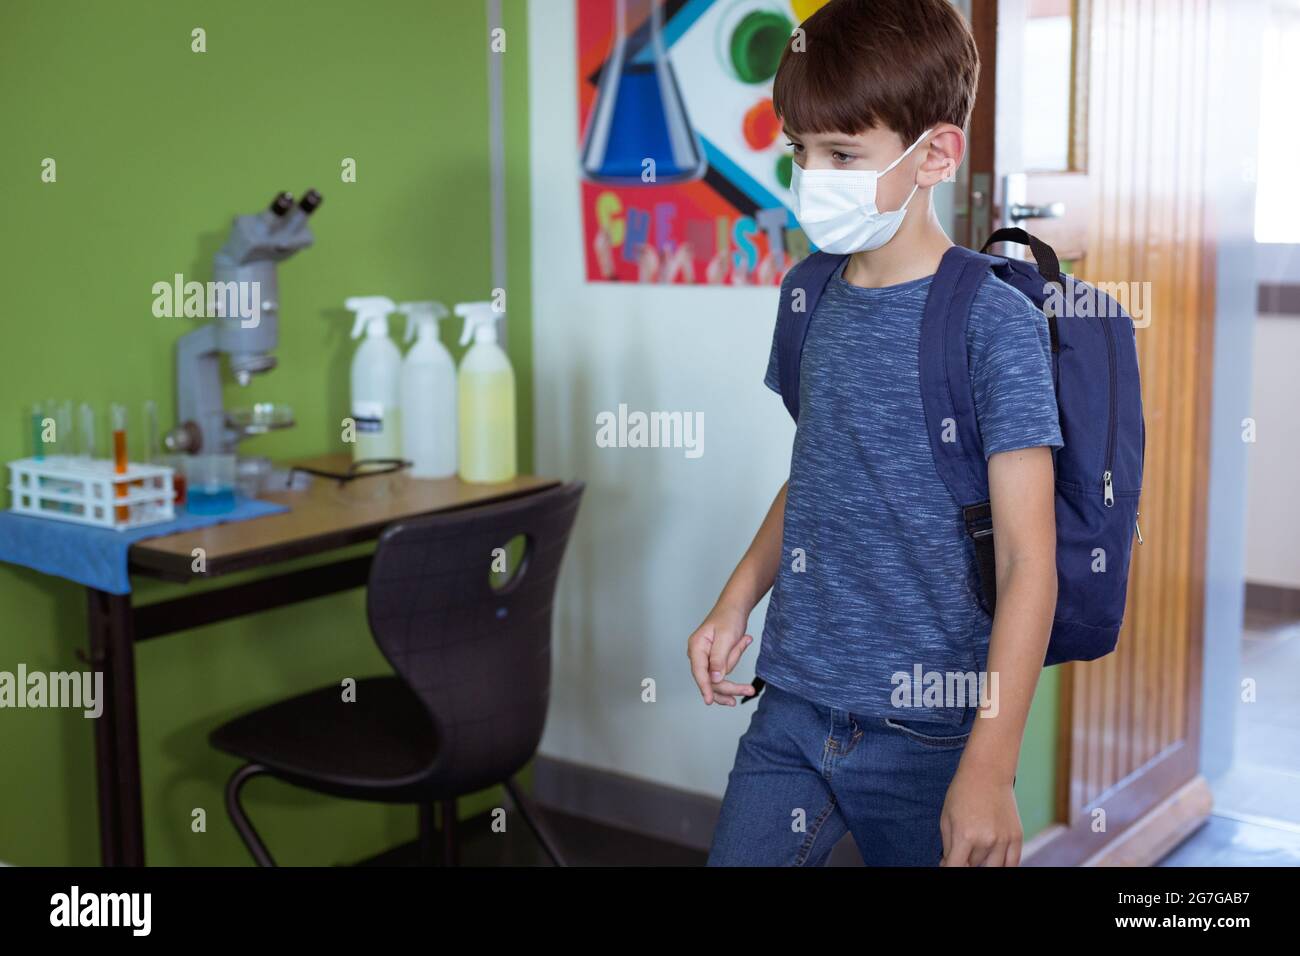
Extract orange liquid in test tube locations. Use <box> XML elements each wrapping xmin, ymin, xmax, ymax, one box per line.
<box><xmin>111</xmin><ymin>403</ymin><xmax>129</xmax><ymax>524</ymax></box>
<box><xmin>113</xmin><ymin>429</ymin><xmax>129</xmax><ymax>522</ymax></box>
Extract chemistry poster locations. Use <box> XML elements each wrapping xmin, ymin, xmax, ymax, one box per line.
<box><xmin>578</xmin><ymin>0</ymin><xmax>827</xmax><ymax>285</ymax></box>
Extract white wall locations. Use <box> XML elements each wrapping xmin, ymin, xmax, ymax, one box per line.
<box><xmin>1244</xmin><ymin>314</ymin><xmax>1300</xmax><ymax>588</ymax></box>
<box><xmin>528</xmin><ymin>0</ymin><xmax>792</xmax><ymax>797</ymax></box>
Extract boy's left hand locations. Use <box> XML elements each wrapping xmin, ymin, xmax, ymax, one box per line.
<box><xmin>938</xmin><ymin>763</ymin><xmax>1023</xmax><ymax>867</ymax></box>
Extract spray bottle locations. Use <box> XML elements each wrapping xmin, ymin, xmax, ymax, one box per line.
<box><xmin>455</xmin><ymin>301</ymin><xmax>516</xmax><ymax>482</ymax></box>
<box><xmin>345</xmin><ymin>296</ymin><xmax>402</xmax><ymax>462</ymax></box>
<box><xmin>398</xmin><ymin>301</ymin><xmax>457</xmax><ymax>478</ymax></box>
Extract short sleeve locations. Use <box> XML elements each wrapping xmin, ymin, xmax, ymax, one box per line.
<box><xmin>764</xmin><ymin>316</ymin><xmax>781</xmax><ymax>394</ymax></box>
<box><xmin>765</xmin><ymin>269</ymin><xmax>800</xmax><ymax>394</ymax></box>
<box><xmin>968</xmin><ymin>277</ymin><xmax>1064</xmax><ymax>459</ymax></box>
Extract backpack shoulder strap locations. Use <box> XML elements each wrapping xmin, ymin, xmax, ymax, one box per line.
<box><xmin>919</xmin><ymin>245</ymin><xmax>1003</xmax><ymax>508</ymax></box>
<box><xmin>776</xmin><ymin>251</ymin><xmax>848</xmax><ymax>421</ymax></box>
<box><xmin>921</xmin><ymin>244</ymin><xmax>1009</xmax><ymax>618</ymax></box>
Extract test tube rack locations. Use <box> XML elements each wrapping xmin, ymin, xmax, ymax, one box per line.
<box><xmin>7</xmin><ymin>457</ymin><xmax>175</xmax><ymax>532</ymax></box>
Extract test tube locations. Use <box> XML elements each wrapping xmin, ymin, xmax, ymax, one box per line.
<box><xmin>45</xmin><ymin>398</ymin><xmax>58</xmax><ymax>460</ymax></box>
<box><xmin>48</xmin><ymin>400</ymin><xmax>74</xmax><ymax>510</ymax></box>
<box><xmin>143</xmin><ymin>400</ymin><xmax>159</xmax><ymax>463</ymax></box>
<box><xmin>111</xmin><ymin>403</ymin><xmax>129</xmax><ymax>523</ymax></box>
<box><xmin>54</xmin><ymin>400</ymin><xmax>73</xmax><ymax>459</ymax></box>
<box><xmin>78</xmin><ymin>402</ymin><xmax>96</xmax><ymax>460</ymax></box>
<box><xmin>31</xmin><ymin>401</ymin><xmax>45</xmax><ymax>461</ymax></box>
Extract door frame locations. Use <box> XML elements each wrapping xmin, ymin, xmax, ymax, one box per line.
<box><xmin>965</xmin><ymin>0</ymin><xmax>1218</xmax><ymax>866</ymax></box>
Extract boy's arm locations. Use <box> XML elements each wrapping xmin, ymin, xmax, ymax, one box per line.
<box><xmin>687</xmin><ymin>481</ymin><xmax>787</xmax><ymax>706</ymax></box>
<box><xmin>941</xmin><ymin>445</ymin><xmax>1057</xmax><ymax>866</ymax></box>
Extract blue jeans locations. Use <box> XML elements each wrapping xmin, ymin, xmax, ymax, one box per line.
<box><xmin>708</xmin><ymin>681</ymin><xmax>976</xmax><ymax>866</ymax></box>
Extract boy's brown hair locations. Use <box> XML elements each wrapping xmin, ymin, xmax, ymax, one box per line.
<box><xmin>773</xmin><ymin>0</ymin><xmax>980</xmax><ymax>143</ymax></box>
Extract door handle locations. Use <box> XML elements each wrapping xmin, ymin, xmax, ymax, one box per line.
<box><xmin>1001</xmin><ymin>172</ymin><xmax>1069</xmax><ymax>229</ymax></box>
<box><xmin>1008</xmin><ymin>200</ymin><xmax>1066</xmax><ymax>221</ymax></box>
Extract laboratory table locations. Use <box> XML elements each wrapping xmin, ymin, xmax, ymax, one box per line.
<box><xmin>85</xmin><ymin>454</ymin><xmax>559</xmax><ymax>866</ymax></box>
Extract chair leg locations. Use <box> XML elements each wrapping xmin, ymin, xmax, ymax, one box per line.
<box><xmin>417</xmin><ymin>804</ymin><xmax>438</xmax><ymax>866</ymax></box>
<box><xmin>440</xmin><ymin>799</ymin><xmax>459</xmax><ymax>866</ymax></box>
<box><xmin>504</xmin><ymin>777</ymin><xmax>566</xmax><ymax>867</ymax></box>
<box><xmin>225</xmin><ymin>763</ymin><xmax>276</xmax><ymax>867</ymax></box>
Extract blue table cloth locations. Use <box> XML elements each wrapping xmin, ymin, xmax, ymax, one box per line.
<box><xmin>0</xmin><ymin>497</ymin><xmax>288</xmax><ymax>594</ymax></box>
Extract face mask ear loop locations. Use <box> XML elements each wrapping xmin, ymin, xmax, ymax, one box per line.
<box><xmin>878</xmin><ymin>128</ymin><xmax>933</xmax><ymax>215</ymax></box>
<box><xmin>884</xmin><ymin>181</ymin><xmax>922</xmax><ymax>220</ymax></box>
<box><xmin>879</xmin><ymin>127</ymin><xmax>935</xmax><ymax>176</ymax></box>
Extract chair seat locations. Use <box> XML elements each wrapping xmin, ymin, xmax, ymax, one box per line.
<box><xmin>210</xmin><ymin>676</ymin><xmax>437</xmax><ymax>802</ymax></box>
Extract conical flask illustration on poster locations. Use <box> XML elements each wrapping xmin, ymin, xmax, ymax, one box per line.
<box><xmin>580</xmin><ymin>0</ymin><xmax>708</xmax><ymax>185</ymax></box>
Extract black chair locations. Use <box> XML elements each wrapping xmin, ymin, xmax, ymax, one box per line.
<box><xmin>209</xmin><ymin>482</ymin><xmax>584</xmax><ymax>866</ymax></box>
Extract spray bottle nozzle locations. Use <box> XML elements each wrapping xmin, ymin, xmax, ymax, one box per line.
<box><xmin>345</xmin><ymin>296</ymin><xmax>397</xmax><ymax>339</ymax></box>
<box><xmin>455</xmin><ymin>301</ymin><xmax>503</xmax><ymax>347</ymax></box>
<box><xmin>398</xmin><ymin>301</ymin><xmax>450</xmax><ymax>344</ymax></box>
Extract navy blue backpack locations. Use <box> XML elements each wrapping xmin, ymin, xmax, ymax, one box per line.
<box><xmin>774</xmin><ymin>228</ymin><xmax>1145</xmax><ymax>666</ymax></box>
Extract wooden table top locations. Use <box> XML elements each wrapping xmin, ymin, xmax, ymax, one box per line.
<box><xmin>128</xmin><ymin>454</ymin><xmax>560</xmax><ymax>581</ymax></box>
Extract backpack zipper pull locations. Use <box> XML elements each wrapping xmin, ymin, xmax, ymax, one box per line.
<box><xmin>1103</xmin><ymin>470</ymin><xmax>1115</xmax><ymax>508</ymax></box>
<box><xmin>1135</xmin><ymin>511</ymin><xmax>1144</xmax><ymax>545</ymax></box>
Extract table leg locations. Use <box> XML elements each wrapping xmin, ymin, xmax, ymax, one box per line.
<box><xmin>87</xmin><ymin>588</ymin><xmax>145</xmax><ymax>866</ymax></box>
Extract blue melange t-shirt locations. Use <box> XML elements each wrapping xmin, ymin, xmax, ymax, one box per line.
<box><xmin>758</xmin><ymin>257</ymin><xmax>1063</xmax><ymax>724</ymax></box>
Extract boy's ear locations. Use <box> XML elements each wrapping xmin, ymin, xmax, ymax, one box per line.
<box><xmin>919</xmin><ymin>126</ymin><xmax>966</xmax><ymax>187</ymax></box>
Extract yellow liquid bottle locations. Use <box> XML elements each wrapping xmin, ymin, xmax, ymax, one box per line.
<box><xmin>455</xmin><ymin>302</ymin><xmax>516</xmax><ymax>483</ymax></box>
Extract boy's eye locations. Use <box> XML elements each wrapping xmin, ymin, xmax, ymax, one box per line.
<box><xmin>785</xmin><ymin>141</ymin><xmax>803</xmax><ymax>154</ymax></box>
<box><xmin>831</xmin><ymin>151</ymin><xmax>856</xmax><ymax>164</ymax></box>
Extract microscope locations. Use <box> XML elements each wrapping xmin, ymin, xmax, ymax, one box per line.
<box><xmin>166</xmin><ymin>190</ymin><xmax>322</xmax><ymax>462</ymax></box>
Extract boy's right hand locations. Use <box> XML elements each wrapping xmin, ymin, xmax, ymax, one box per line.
<box><xmin>687</xmin><ymin>603</ymin><xmax>758</xmax><ymax>706</ymax></box>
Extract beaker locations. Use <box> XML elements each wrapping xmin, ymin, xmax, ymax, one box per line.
<box><xmin>186</xmin><ymin>454</ymin><xmax>237</xmax><ymax>515</ymax></box>
<box><xmin>580</xmin><ymin>0</ymin><xmax>706</xmax><ymax>185</ymax></box>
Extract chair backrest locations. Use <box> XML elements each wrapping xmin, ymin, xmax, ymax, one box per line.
<box><xmin>366</xmin><ymin>482</ymin><xmax>584</xmax><ymax>795</ymax></box>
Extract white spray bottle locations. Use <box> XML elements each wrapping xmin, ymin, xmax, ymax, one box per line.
<box><xmin>455</xmin><ymin>301</ymin><xmax>516</xmax><ymax>483</ymax></box>
<box><xmin>398</xmin><ymin>301</ymin><xmax>457</xmax><ymax>478</ymax></box>
<box><xmin>345</xmin><ymin>296</ymin><xmax>402</xmax><ymax>463</ymax></box>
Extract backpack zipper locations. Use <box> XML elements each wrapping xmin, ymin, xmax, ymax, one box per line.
<box><xmin>1101</xmin><ymin>314</ymin><xmax>1118</xmax><ymax>508</ymax></box>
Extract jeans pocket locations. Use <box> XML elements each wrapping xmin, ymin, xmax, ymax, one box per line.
<box><xmin>883</xmin><ymin>716</ymin><xmax>973</xmax><ymax>749</ymax></box>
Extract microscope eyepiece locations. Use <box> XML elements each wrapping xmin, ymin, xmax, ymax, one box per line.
<box><xmin>299</xmin><ymin>189</ymin><xmax>323</xmax><ymax>215</ymax></box>
<box><xmin>269</xmin><ymin>191</ymin><xmax>294</xmax><ymax>216</ymax></box>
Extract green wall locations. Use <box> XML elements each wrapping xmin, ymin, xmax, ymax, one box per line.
<box><xmin>0</xmin><ymin>0</ymin><xmax>532</xmax><ymax>865</ymax></box>
<box><xmin>1019</xmin><ymin>667</ymin><xmax>1058</xmax><ymax>839</ymax></box>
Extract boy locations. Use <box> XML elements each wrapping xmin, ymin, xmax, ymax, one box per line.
<box><xmin>688</xmin><ymin>0</ymin><xmax>1062</xmax><ymax>867</ymax></box>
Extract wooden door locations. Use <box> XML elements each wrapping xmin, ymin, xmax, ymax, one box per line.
<box><xmin>963</xmin><ymin>0</ymin><xmax>1093</xmax><ymax>261</ymax></box>
<box><xmin>966</xmin><ymin>0</ymin><xmax>1221</xmax><ymax>865</ymax></box>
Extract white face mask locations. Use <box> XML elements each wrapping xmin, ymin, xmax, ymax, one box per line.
<box><xmin>788</xmin><ymin>127</ymin><xmax>933</xmax><ymax>255</ymax></box>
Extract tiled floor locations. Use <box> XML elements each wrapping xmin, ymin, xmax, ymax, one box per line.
<box><xmin>364</xmin><ymin>608</ymin><xmax>1300</xmax><ymax>868</ymax></box>
<box><xmin>1160</xmin><ymin>813</ymin><xmax>1300</xmax><ymax>866</ymax></box>
<box><xmin>1158</xmin><ymin>607</ymin><xmax>1300</xmax><ymax>866</ymax></box>
<box><xmin>363</xmin><ymin>799</ymin><xmax>1300</xmax><ymax>867</ymax></box>
<box><xmin>359</xmin><ymin>805</ymin><xmax>706</xmax><ymax>867</ymax></box>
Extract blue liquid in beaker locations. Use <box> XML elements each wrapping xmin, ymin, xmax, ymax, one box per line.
<box><xmin>187</xmin><ymin>486</ymin><xmax>236</xmax><ymax>515</ymax></box>
<box><xmin>599</xmin><ymin>65</ymin><xmax>677</xmax><ymax>179</ymax></box>
<box><xmin>581</xmin><ymin>0</ymin><xmax>705</xmax><ymax>184</ymax></box>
